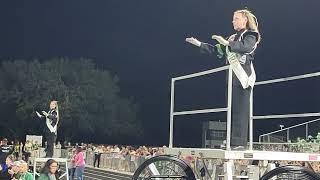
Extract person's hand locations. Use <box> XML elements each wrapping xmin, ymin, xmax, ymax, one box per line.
<box><xmin>8</xmin><ymin>169</ymin><xmax>14</xmax><ymax>175</ymax></box>
<box><xmin>42</xmin><ymin>111</ymin><xmax>48</xmax><ymax>117</ymax></box>
<box><xmin>185</xmin><ymin>37</ymin><xmax>201</xmax><ymax>47</ymax></box>
<box><xmin>36</xmin><ymin>111</ymin><xmax>43</xmax><ymax>118</ymax></box>
<box><xmin>211</xmin><ymin>35</ymin><xmax>229</xmax><ymax>46</ymax></box>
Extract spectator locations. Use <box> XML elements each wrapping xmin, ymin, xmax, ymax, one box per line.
<box><xmin>56</xmin><ymin>142</ymin><xmax>61</xmax><ymax>149</ymax></box>
<box><xmin>23</xmin><ymin>141</ymin><xmax>32</xmax><ymax>164</ymax></box>
<box><xmin>37</xmin><ymin>159</ymin><xmax>59</xmax><ymax>180</ymax></box>
<box><xmin>13</xmin><ymin>142</ymin><xmax>20</xmax><ymax>160</ymax></box>
<box><xmin>19</xmin><ymin>143</ymin><xmax>23</xmax><ymax>160</ymax></box>
<box><xmin>74</xmin><ymin>147</ymin><xmax>85</xmax><ymax>180</ymax></box>
<box><xmin>18</xmin><ymin>161</ymin><xmax>33</xmax><ymax>180</ymax></box>
<box><xmin>67</xmin><ymin>149</ymin><xmax>76</xmax><ymax>180</ymax></box>
<box><xmin>112</xmin><ymin>145</ymin><xmax>120</xmax><ymax>153</ymax></box>
<box><xmin>32</xmin><ymin>141</ymin><xmax>39</xmax><ymax>151</ymax></box>
<box><xmin>93</xmin><ymin>146</ymin><xmax>103</xmax><ymax>168</ymax></box>
<box><xmin>8</xmin><ymin>161</ymin><xmax>21</xmax><ymax>180</ymax></box>
<box><xmin>0</xmin><ymin>154</ymin><xmax>14</xmax><ymax>180</ymax></box>
<box><xmin>0</xmin><ymin>138</ymin><xmax>13</xmax><ymax>164</ymax></box>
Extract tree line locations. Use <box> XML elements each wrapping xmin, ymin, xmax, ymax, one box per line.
<box><xmin>0</xmin><ymin>58</ymin><xmax>142</xmax><ymax>143</ymax></box>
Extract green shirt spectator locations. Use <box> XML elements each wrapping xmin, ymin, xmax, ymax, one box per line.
<box><xmin>19</xmin><ymin>172</ymin><xmax>33</xmax><ymax>180</ymax></box>
<box><xmin>18</xmin><ymin>161</ymin><xmax>33</xmax><ymax>180</ymax></box>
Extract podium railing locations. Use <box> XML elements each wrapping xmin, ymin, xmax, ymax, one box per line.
<box><xmin>169</xmin><ymin>65</ymin><xmax>234</xmax><ymax>150</ymax></box>
<box><xmin>169</xmin><ymin>65</ymin><xmax>320</xmax><ymax>150</ymax></box>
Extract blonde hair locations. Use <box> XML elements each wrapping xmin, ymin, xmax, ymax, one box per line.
<box><xmin>235</xmin><ymin>9</ymin><xmax>261</xmax><ymax>44</ymax></box>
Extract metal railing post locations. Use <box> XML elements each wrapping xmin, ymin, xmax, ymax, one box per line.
<box><xmin>168</xmin><ymin>65</ymin><xmax>229</xmax><ymax>148</ymax></box>
<box><xmin>169</xmin><ymin>79</ymin><xmax>175</xmax><ymax>148</ymax></box>
<box><xmin>249</xmin><ymin>88</ymin><xmax>254</xmax><ymax>150</ymax></box>
<box><xmin>226</xmin><ymin>67</ymin><xmax>233</xmax><ymax>150</ymax></box>
<box><xmin>306</xmin><ymin>124</ymin><xmax>309</xmax><ymax>140</ymax></box>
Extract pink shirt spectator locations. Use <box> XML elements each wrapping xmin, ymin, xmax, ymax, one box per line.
<box><xmin>74</xmin><ymin>151</ymin><xmax>85</xmax><ymax>167</ymax></box>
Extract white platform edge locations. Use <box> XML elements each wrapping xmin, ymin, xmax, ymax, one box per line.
<box><xmin>165</xmin><ymin>148</ymin><xmax>320</xmax><ymax>162</ymax></box>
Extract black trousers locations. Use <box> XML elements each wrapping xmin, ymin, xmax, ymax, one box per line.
<box><xmin>46</xmin><ymin>132</ymin><xmax>56</xmax><ymax>157</ymax></box>
<box><xmin>14</xmin><ymin>152</ymin><xmax>19</xmax><ymax>160</ymax></box>
<box><xmin>94</xmin><ymin>154</ymin><xmax>101</xmax><ymax>168</ymax></box>
<box><xmin>230</xmin><ymin>79</ymin><xmax>252</xmax><ymax>147</ymax></box>
<box><xmin>24</xmin><ymin>152</ymin><xmax>31</xmax><ymax>162</ymax></box>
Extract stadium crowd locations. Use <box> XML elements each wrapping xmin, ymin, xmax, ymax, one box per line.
<box><xmin>2</xmin><ymin>134</ymin><xmax>320</xmax><ymax>180</ymax></box>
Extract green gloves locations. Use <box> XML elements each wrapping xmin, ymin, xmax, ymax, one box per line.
<box><xmin>215</xmin><ymin>44</ymin><xmax>225</xmax><ymax>59</ymax></box>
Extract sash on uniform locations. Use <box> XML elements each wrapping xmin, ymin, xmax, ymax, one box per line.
<box><xmin>45</xmin><ymin>110</ymin><xmax>59</xmax><ymax>135</ymax></box>
<box><xmin>226</xmin><ymin>30</ymin><xmax>257</xmax><ymax>89</ymax></box>
<box><xmin>226</xmin><ymin>48</ymin><xmax>256</xmax><ymax>89</ymax></box>
<box><xmin>46</xmin><ymin>117</ymin><xmax>57</xmax><ymax>133</ymax></box>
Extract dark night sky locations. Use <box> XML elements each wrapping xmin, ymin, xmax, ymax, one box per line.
<box><xmin>0</xmin><ymin>0</ymin><xmax>319</xmax><ymax>146</ymax></box>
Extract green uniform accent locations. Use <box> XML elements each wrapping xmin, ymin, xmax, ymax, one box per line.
<box><xmin>214</xmin><ymin>44</ymin><xmax>225</xmax><ymax>59</ymax></box>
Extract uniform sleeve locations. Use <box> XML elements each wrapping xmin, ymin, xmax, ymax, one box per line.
<box><xmin>229</xmin><ymin>32</ymin><xmax>258</xmax><ymax>54</ymax></box>
<box><xmin>200</xmin><ymin>43</ymin><xmax>226</xmax><ymax>59</ymax></box>
<box><xmin>200</xmin><ymin>43</ymin><xmax>216</xmax><ymax>55</ymax></box>
<box><xmin>47</xmin><ymin>111</ymin><xmax>58</xmax><ymax>124</ymax></box>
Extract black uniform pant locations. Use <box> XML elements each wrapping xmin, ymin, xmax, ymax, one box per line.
<box><xmin>46</xmin><ymin>132</ymin><xmax>56</xmax><ymax>157</ymax></box>
<box><xmin>231</xmin><ymin>82</ymin><xmax>252</xmax><ymax>147</ymax></box>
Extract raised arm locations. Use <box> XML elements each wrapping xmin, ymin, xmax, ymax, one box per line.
<box><xmin>186</xmin><ymin>37</ymin><xmax>224</xmax><ymax>58</ymax></box>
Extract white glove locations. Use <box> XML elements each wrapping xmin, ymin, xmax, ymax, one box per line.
<box><xmin>42</xmin><ymin>111</ymin><xmax>48</xmax><ymax>117</ymax></box>
<box><xmin>185</xmin><ymin>37</ymin><xmax>201</xmax><ymax>47</ymax></box>
<box><xmin>36</xmin><ymin>111</ymin><xmax>43</xmax><ymax>118</ymax></box>
<box><xmin>211</xmin><ymin>35</ymin><xmax>229</xmax><ymax>46</ymax></box>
